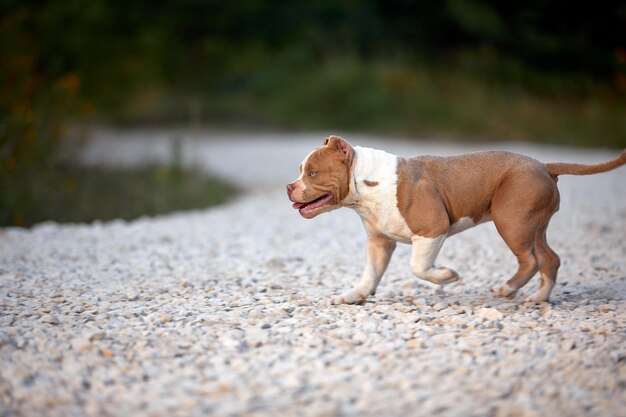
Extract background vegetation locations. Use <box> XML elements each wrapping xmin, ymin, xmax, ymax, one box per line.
<box><xmin>1</xmin><ymin>0</ymin><xmax>625</xmax><ymax>226</ymax></box>
<box><xmin>1</xmin><ymin>161</ymin><xmax>236</xmax><ymax>227</ymax></box>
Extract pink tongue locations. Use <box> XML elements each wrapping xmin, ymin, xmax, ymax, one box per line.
<box><xmin>292</xmin><ymin>202</ymin><xmax>306</xmax><ymax>210</ymax></box>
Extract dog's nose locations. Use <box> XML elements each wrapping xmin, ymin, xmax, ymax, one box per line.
<box><xmin>286</xmin><ymin>182</ymin><xmax>295</xmax><ymax>194</ymax></box>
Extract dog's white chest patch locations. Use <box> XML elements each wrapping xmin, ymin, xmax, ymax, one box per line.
<box><xmin>350</xmin><ymin>147</ymin><xmax>413</xmax><ymax>242</ymax></box>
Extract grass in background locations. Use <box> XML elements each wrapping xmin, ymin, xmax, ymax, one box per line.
<box><xmin>203</xmin><ymin>58</ymin><xmax>626</xmax><ymax>148</ymax></box>
<box><xmin>1</xmin><ymin>164</ymin><xmax>237</xmax><ymax>228</ymax></box>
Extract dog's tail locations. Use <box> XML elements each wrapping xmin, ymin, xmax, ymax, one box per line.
<box><xmin>545</xmin><ymin>149</ymin><xmax>626</xmax><ymax>177</ymax></box>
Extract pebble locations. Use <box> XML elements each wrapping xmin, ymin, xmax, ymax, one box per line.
<box><xmin>476</xmin><ymin>307</ymin><xmax>503</xmax><ymax>321</ymax></box>
<box><xmin>71</xmin><ymin>337</ymin><xmax>92</xmax><ymax>352</ymax></box>
<box><xmin>407</xmin><ymin>339</ymin><xmax>424</xmax><ymax>349</ymax></box>
<box><xmin>126</xmin><ymin>293</ymin><xmax>140</xmax><ymax>302</ymax></box>
<box><xmin>560</xmin><ymin>339</ymin><xmax>576</xmax><ymax>351</ymax></box>
<box><xmin>540</xmin><ymin>304</ymin><xmax>553</xmax><ymax>316</ymax></box>
<box><xmin>0</xmin><ymin>133</ymin><xmax>624</xmax><ymax>417</ymax></box>
<box><xmin>40</xmin><ymin>314</ymin><xmax>59</xmax><ymax>325</ymax></box>
<box><xmin>89</xmin><ymin>332</ymin><xmax>107</xmax><ymax>341</ymax></box>
<box><xmin>432</xmin><ymin>301</ymin><xmax>449</xmax><ymax>311</ymax></box>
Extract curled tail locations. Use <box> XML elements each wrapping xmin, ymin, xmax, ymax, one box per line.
<box><xmin>546</xmin><ymin>150</ymin><xmax>626</xmax><ymax>176</ymax></box>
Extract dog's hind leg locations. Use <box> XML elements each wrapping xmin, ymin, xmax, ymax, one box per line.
<box><xmin>525</xmin><ymin>222</ymin><xmax>561</xmax><ymax>303</ymax></box>
<box><xmin>489</xmin><ymin>233</ymin><xmax>540</xmax><ymax>300</ymax></box>
<box><xmin>489</xmin><ymin>172</ymin><xmax>558</xmax><ymax>300</ymax></box>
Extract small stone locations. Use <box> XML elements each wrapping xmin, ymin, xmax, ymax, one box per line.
<box><xmin>178</xmin><ymin>341</ymin><xmax>193</xmax><ymax>349</ymax></box>
<box><xmin>353</xmin><ymin>331</ymin><xmax>368</xmax><ymax>345</ymax></box>
<box><xmin>0</xmin><ymin>315</ymin><xmax>15</xmax><ymax>327</ymax></box>
<box><xmin>390</xmin><ymin>303</ymin><xmax>414</xmax><ymax>313</ymax></box>
<box><xmin>407</xmin><ymin>339</ymin><xmax>424</xmax><ymax>349</ymax></box>
<box><xmin>126</xmin><ymin>293</ymin><xmax>140</xmax><ymax>301</ymax></box>
<box><xmin>599</xmin><ymin>304</ymin><xmax>614</xmax><ymax>313</ymax></box>
<box><xmin>246</xmin><ymin>337</ymin><xmax>264</xmax><ymax>348</ymax></box>
<box><xmin>495</xmin><ymin>302</ymin><xmax>518</xmax><ymax>312</ymax></box>
<box><xmin>610</xmin><ymin>351</ymin><xmax>625</xmax><ymax>363</ymax></box>
<box><xmin>89</xmin><ymin>332</ymin><xmax>106</xmax><ymax>341</ymax></box>
<box><xmin>476</xmin><ymin>308</ymin><xmax>503</xmax><ymax>321</ymax></box>
<box><xmin>411</xmin><ymin>298</ymin><xmax>428</xmax><ymax>307</ymax></box>
<box><xmin>18</xmin><ymin>307</ymin><xmax>35</xmax><ymax>317</ymax></box>
<box><xmin>482</xmin><ymin>320</ymin><xmax>503</xmax><ymax>330</ymax></box>
<box><xmin>561</xmin><ymin>339</ymin><xmax>576</xmax><ymax>351</ymax></box>
<box><xmin>446</xmin><ymin>296</ymin><xmax>461</xmax><ymax>306</ymax></box>
<box><xmin>433</xmin><ymin>301</ymin><xmax>449</xmax><ymax>311</ymax></box>
<box><xmin>436</xmin><ymin>307</ymin><xmax>457</xmax><ymax>316</ymax></box>
<box><xmin>41</xmin><ymin>314</ymin><xmax>59</xmax><ymax>325</ymax></box>
<box><xmin>540</xmin><ymin>305</ymin><xmax>552</xmax><ymax>316</ymax></box>
<box><xmin>71</xmin><ymin>337</ymin><xmax>91</xmax><ymax>351</ymax></box>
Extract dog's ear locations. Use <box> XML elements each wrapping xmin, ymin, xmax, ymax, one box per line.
<box><xmin>325</xmin><ymin>135</ymin><xmax>349</xmax><ymax>152</ymax></box>
<box><xmin>324</xmin><ymin>135</ymin><xmax>343</xmax><ymax>146</ymax></box>
<box><xmin>325</xmin><ymin>135</ymin><xmax>353</xmax><ymax>165</ymax></box>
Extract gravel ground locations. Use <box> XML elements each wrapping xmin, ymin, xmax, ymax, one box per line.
<box><xmin>1</xmin><ymin>130</ymin><xmax>625</xmax><ymax>417</ymax></box>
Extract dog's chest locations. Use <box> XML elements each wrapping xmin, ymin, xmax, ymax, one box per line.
<box><xmin>351</xmin><ymin>148</ymin><xmax>413</xmax><ymax>242</ymax></box>
<box><xmin>355</xmin><ymin>197</ymin><xmax>413</xmax><ymax>243</ymax></box>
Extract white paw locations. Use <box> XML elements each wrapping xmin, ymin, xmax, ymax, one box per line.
<box><xmin>428</xmin><ymin>267</ymin><xmax>460</xmax><ymax>285</ymax></box>
<box><xmin>523</xmin><ymin>292</ymin><xmax>549</xmax><ymax>304</ymax></box>
<box><xmin>490</xmin><ymin>283</ymin><xmax>517</xmax><ymax>299</ymax></box>
<box><xmin>332</xmin><ymin>289</ymin><xmax>368</xmax><ymax>305</ymax></box>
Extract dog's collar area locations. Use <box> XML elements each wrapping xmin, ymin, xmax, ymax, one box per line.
<box><xmin>345</xmin><ymin>153</ymin><xmax>361</xmax><ymax>206</ymax></box>
<box><xmin>352</xmin><ymin>175</ymin><xmax>360</xmax><ymax>203</ymax></box>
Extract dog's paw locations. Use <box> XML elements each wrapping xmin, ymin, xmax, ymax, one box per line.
<box><xmin>332</xmin><ymin>289</ymin><xmax>368</xmax><ymax>305</ymax></box>
<box><xmin>523</xmin><ymin>292</ymin><xmax>550</xmax><ymax>304</ymax></box>
<box><xmin>490</xmin><ymin>283</ymin><xmax>517</xmax><ymax>299</ymax></box>
<box><xmin>429</xmin><ymin>267</ymin><xmax>460</xmax><ymax>285</ymax></box>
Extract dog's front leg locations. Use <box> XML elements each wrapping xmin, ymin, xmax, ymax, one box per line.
<box><xmin>410</xmin><ymin>234</ymin><xmax>460</xmax><ymax>284</ymax></box>
<box><xmin>332</xmin><ymin>236</ymin><xmax>396</xmax><ymax>305</ymax></box>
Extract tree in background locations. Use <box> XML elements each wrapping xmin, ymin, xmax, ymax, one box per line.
<box><xmin>1</xmin><ymin>0</ymin><xmax>625</xmax><ymax>180</ymax></box>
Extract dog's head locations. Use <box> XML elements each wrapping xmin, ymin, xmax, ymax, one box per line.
<box><xmin>287</xmin><ymin>136</ymin><xmax>354</xmax><ymax>219</ymax></box>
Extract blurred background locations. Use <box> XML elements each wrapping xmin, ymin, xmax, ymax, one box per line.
<box><xmin>2</xmin><ymin>0</ymin><xmax>626</xmax><ymax>227</ymax></box>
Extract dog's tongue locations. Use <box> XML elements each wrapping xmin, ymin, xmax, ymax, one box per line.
<box><xmin>292</xmin><ymin>202</ymin><xmax>306</xmax><ymax>210</ymax></box>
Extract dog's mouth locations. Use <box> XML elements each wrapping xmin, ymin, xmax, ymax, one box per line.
<box><xmin>292</xmin><ymin>193</ymin><xmax>334</xmax><ymax>217</ymax></box>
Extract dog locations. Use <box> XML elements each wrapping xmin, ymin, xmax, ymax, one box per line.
<box><xmin>287</xmin><ymin>136</ymin><xmax>626</xmax><ymax>305</ymax></box>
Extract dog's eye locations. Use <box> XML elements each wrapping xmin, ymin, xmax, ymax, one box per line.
<box><xmin>309</xmin><ymin>171</ymin><xmax>317</xmax><ymax>177</ymax></box>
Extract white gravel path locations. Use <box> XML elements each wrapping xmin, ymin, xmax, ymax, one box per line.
<box><xmin>1</xmin><ymin>129</ymin><xmax>625</xmax><ymax>417</ymax></box>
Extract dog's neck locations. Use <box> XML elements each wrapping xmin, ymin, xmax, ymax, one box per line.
<box><xmin>341</xmin><ymin>146</ymin><xmax>399</xmax><ymax>209</ymax></box>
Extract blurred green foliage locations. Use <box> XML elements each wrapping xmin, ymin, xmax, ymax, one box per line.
<box><xmin>1</xmin><ymin>0</ymin><xmax>625</xmax><ymax>225</ymax></box>
<box><xmin>0</xmin><ymin>163</ymin><xmax>236</xmax><ymax>227</ymax></box>
<box><xmin>2</xmin><ymin>0</ymin><xmax>625</xmax><ymax>140</ymax></box>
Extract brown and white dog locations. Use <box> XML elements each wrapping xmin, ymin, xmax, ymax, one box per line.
<box><xmin>287</xmin><ymin>136</ymin><xmax>626</xmax><ymax>305</ymax></box>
